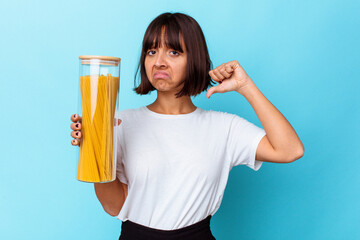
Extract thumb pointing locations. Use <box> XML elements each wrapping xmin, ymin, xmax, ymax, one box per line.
<box><xmin>207</xmin><ymin>87</ymin><xmax>218</xmax><ymax>99</ymax></box>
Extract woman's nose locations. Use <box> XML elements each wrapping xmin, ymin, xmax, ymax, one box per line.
<box><xmin>154</xmin><ymin>51</ymin><xmax>167</xmax><ymax>67</ymax></box>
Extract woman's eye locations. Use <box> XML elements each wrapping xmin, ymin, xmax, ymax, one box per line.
<box><xmin>170</xmin><ymin>50</ymin><xmax>179</xmax><ymax>56</ymax></box>
<box><xmin>147</xmin><ymin>50</ymin><xmax>156</xmax><ymax>55</ymax></box>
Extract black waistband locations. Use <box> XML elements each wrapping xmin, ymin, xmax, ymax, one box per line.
<box><xmin>120</xmin><ymin>215</ymin><xmax>215</xmax><ymax>240</ymax></box>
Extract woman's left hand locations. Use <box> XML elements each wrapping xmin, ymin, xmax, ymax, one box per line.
<box><xmin>207</xmin><ymin>60</ymin><xmax>254</xmax><ymax>98</ymax></box>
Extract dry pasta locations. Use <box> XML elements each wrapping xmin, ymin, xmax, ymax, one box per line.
<box><xmin>77</xmin><ymin>73</ymin><xmax>119</xmax><ymax>182</ymax></box>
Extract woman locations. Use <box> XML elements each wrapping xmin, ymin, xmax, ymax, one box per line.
<box><xmin>70</xmin><ymin>12</ymin><xmax>304</xmax><ymax>240</ymax></box>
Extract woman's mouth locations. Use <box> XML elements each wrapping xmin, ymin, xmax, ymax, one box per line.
<box><xmin>154</xmin><ymin>71</ymin><xmax>170</xmax><ymax>79</ymax></box>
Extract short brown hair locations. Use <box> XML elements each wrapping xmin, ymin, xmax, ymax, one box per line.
<box><xmin>133</xmin><ymin>12</ymin><xmax>214</xmax><ymax>98</ymax></box>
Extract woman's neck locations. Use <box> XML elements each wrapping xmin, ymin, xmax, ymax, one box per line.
<box><xmin>147</xmin><ymin>94</ymin><xmax>196</xmax><ymax>115</ymax></box>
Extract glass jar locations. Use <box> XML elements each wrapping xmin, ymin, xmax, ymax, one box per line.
<box><xmin>77</xmin><ymin>55</ymin><xmax>121</xmax><ymax>183</ymax></box>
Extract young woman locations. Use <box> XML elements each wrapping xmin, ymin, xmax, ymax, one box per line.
<box><xmin>70</xmin><ymin>12</ymin><xmax>304</xmax><ymax>240</ymax></box>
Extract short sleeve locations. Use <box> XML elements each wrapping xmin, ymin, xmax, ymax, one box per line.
<box><xmin>226</xmin><ymin>114</ymin><xmax>266</xmax><ymax>171</ymax></box>
<box><xmin>115</xmin><ymin>123</ymin><xmax>128</xmax><ymax>184</ymax></box>
<box><xmin>116</xmin><ymin>149</ymin><xmax>128</xmax><ymax>184</ymax></box>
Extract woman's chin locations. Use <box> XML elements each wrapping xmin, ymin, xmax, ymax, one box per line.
<box><xmin>155</xmin><ymin>81</ymin><xmax>170</xmax><ymax>90</ymax></box>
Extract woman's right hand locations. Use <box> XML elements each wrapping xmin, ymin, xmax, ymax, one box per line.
<box><xmin>70</xmin><ymin>113</ymin><xmax>82</xmax><ymax>147</ymax></box>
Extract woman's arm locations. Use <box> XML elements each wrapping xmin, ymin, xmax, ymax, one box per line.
<box><xmin>237</xmin><ymin>79</ymin><xmax>304</xmax><ymax>163</ymax></box>
<box><xmin>207</xmin><ymin>60</ymin><xmax>304</xmax><ymax>163</ymax></box>
<box><xmin>94</xmin><ymin>178</ymin><xmax>128</xmax><ymax>216</ymax></box>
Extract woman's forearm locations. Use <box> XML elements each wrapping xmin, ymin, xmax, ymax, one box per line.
<box><xmin>94</xmin><ymin>178</ymin><xmax>128</xmax><ymax>216</ymax></box>
<box><xmin>238</xmin><ymin>78</ymin><xmax>304</xmax><ymax>160</ymax></box>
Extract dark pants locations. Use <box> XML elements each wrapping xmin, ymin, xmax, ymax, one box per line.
<box><xmin>119</xmin><ymin>215</ymin><xmax>216</xmax><ymax>240</ymax></box>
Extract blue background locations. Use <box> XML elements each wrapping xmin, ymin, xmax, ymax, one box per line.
<box><xmin>1</xmin><ymin>0</ymin><xmax>359</xmax><ymax>239</ymax></box>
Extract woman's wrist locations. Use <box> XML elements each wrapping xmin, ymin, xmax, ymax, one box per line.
<box><xmin>236</xmin><ymin>77</ymin><xmax>259</xmax><ymax>99</ymax></box>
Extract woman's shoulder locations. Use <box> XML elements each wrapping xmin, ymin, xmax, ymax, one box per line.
<box><xmin>115</xmin><ymin>106</ymin><xmax>143</xmax><ymax>119</ymax></box>
<box><xmin>199</xmin><ymin>108</ymin><xmax>244</xmax><ymax>126</ymax></box>
<box><xmin>201</xmin><ymin>107</ymin><xmax>238</xmax><ymax>118</ymax></box>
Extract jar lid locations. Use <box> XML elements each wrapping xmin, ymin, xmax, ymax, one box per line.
<box><xmin>79</xmin><ymin>55</ymin><xmax>121</xmax><ymax>66</ymax></box>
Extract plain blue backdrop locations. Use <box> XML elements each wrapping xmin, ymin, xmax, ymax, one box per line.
<box><xmin>0</xmin><ymin>0</ymin><xmax>359</xmax><ymax>239</ymax></box>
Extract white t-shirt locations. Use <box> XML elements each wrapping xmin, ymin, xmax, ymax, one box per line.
<box><xmin>115</xmin><ymin>106</ymin><xmax>266</xmax><ymax>230</ymax></box>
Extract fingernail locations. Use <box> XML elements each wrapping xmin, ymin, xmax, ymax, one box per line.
<box><xmin>73</xmin><ymin>114</ymin><xmax>76</xmax><ymax>118</ymax></box>
<box><xmin>76</xmin><ymin>124</ymin><xmax>79</xmax><ymax>128</ymax></box>
<box><xmin>75</xmin><ymin>132</ymin><xmax>79</xmax><ymax>136</ymax></box>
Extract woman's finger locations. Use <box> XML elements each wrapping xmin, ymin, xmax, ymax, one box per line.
<box><xmin>71</xmin><ymin>138</ymin><xmax>80</xmax><ymax>147</ymax></box>
<box><xmin>209</xmin><ymin>70</ymin><xmax>219</xmax><ymax>82</ymax></box>
<box><xmin>114</xmin><ymin>118</ymin><xmax>122</xmax><ymax>126</ymax></box>
<box><xmin>225</xmin><ymin>64</ymin><xmax>233</xmax><ymax>74</ymax></box>
<box><xmin>209</xmin><ymin>70</ymin><xmax>223</xmax><ymax>83</ymax></box>
<box><xmin>70</xmin><ymin>122</ymin><xmax>82</xmax><ymax>131</ymax></box>
<box><xmin>219</xmin><ymin>68</ymin><xmax>231</xmax><ymax>78</ymax></box>
<box><xmin>71</xmin><ymin>114</ymin><xmax>82</xmax><ymax>123</ymax></box>
<box><xmin>212</xmin><ymin>69</ymin><xmax>225</xmax><ymax>81</ymax></box>
<box><xmin>71</xmin><ymin>130</ymin><xmax>82</xmax><ymax>139</ymax></box>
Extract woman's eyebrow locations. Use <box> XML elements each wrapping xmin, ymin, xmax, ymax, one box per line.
<box><xmin>149</xmin><ymin>44</ymin><xmax>173</xmax><ymax>50</ymax></box>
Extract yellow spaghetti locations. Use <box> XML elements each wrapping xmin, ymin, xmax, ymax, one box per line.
<box><xmin>77</xmin><ymin>74</ymin><xmax>119</xmax><ymax>182</ymax></box>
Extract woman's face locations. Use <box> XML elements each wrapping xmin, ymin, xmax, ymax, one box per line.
<box><xmin>144</xmin><ymin>32</ymin><xmax>187</xmax><ymax>93</ymax></box>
